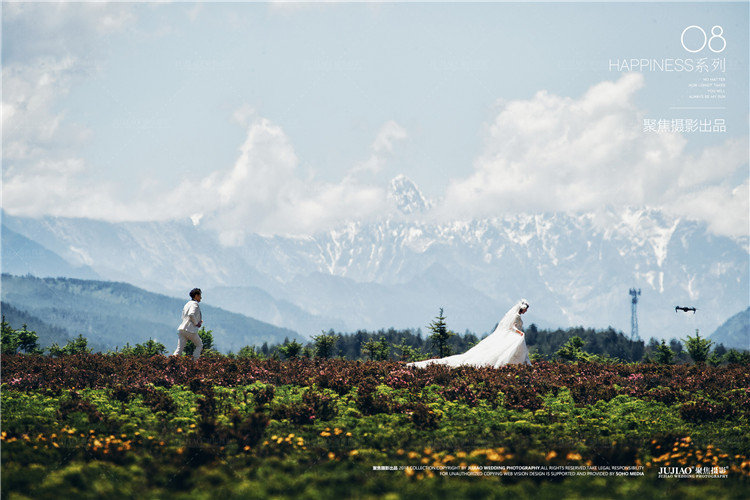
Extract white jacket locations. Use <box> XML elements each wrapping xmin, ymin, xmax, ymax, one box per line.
<box><xmin>178</xmin><ymin>300</ymin><xmax>202</xmax><ymax>334</ymax></box>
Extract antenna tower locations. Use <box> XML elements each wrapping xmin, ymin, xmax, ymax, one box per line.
<box><xmin>629</xmin><ymin>288</ymin><xmax>641</xmax><ymax>341</ymax></box>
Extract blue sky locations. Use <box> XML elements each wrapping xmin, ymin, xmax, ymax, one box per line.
<box><xmin>2</xmin><ymin>1</ymin><xmax>748</xmax><ymax>241</ymax></box>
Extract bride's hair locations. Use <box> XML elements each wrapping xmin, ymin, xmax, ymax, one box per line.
<box><xmin>493</xmin><ymin>299</ymin><xmax>529</xmax><ymax>335</ymax></box>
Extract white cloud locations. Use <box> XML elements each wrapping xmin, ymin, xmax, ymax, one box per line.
<box><xmin>2</xmin><ymin>104</ymin><xmax>392</xmax><ymax>238</ymax></box>
<box><xmin>1</xmin><ymin>52</ymin><xmax>113</xmax><ymax>222</ymax></box>
<box><xmin>2</xmin><ymin>56</ymin><xmax>91</xmax><ymax>162</ymax></box>
<box><xmin>2</xmin><ymin>2</ymin><xmax>135</xmax><ymax>63</ymax></box>
<box><xmin>231</xmin><ymin>104</ymin><xmax>256</xmax><ymax>128</ymax></box>
<box><xmin>350</xmin><ymin>120</ymin><xmax>408</xmax><ymax>176</ymax></box>
<box><xmin>2</xmin><ymin>157</ymin><xmax>126</xmax><ymax>221</ymax></box>
<box><xmin>372</xmin><ymin>120</ymin><xmax>409</xmax><ymax>156</ymax></box>
<box><xmin>1</xmin><ymin>2</ymin><xmax>402</xmax><ymax>236</ymax></box>
<box><xmin>2</xmin><ymin>5</ymin><xmax>745</xmax><ymax>247</ymax></box>
<box><xmin>194</xmin><ymin>116</ymin><xmax>391</xmax><ymax>240</ymax></box>
<box><xmin>440</xmin><ymin>73</ymin><xmax>749</xmax><ymax>238</ymax></box>
<box><xmin>669</xmin><ymin>179</ymin><xmax>749</xmax><ymax>238</ymax></box>
<box><xmin>1</xmin><ymin>2</ymin><xmax>138</xmax><ymax>221</ymax></box>
<box><xmin>190</xmin><ymin>213</ymin><xmax>203</xmax><ymax>226</ymax></box>
<box><xmin>202</xmin><ymin>117</ymin><xmax>301</xmax><ymax>233</ymax></box>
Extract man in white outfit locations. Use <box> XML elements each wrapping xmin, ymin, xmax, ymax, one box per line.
<box><xmin>174</xmin><ymin>288</ymin><xmax>204</xmax><ymax>359</ymax></box>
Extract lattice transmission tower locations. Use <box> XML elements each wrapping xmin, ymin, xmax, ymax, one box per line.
<box><xmin>629</xmin><ymin>288</ymin><xmax>641</xmax><ymax>341</ymax></box>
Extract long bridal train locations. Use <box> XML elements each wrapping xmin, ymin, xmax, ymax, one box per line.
<box><xmin>409</xmin><ymin>299</ymin><xmax>531</xmax><ymax>369</ymax></box>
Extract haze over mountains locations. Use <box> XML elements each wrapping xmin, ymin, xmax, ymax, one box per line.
<box><xmin>0</xmin><ymin>274</ymin><xmax>302</xmax><ymax>353</ymax></box>
<box><xmin>2</xmin><ymin>176</ymin><xmax>748</xmax><ymax>349</ymax></box>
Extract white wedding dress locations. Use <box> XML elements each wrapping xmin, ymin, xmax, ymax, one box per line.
<box><xmin>409</xmin><ymin>299</ymin><xmax>531</xmax><ymax>368</ymax></box>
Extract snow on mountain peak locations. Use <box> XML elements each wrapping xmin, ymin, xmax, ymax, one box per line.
<box><xmin>388</xmin><ymin>175</ymin><xmax>431</xmax><ymax>215</ymax></box>
<box><xmin>3</xmin><ymin>208</ymin><xmax>747</xmax><ymax>343</ymax></box>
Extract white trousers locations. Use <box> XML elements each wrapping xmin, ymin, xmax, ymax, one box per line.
<box><xmin>173</xmin><ymin>330</ymin><xmax>203</xmax><ymax>359</ymax></box>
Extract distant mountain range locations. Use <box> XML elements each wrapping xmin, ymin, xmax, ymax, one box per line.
<box><xmin>1</xmin><ymin>274</ymin><xmax>302</xmax><ymax>353</ymax></box>
<box><xmin>709</xmin><ymin>307</ymin><xmax>749</xmax><ymax>351</ymax></box>
<box><xmin>1</xmin><ymin>176</ymin><xmax>748</xmax><ymax>348</ymax></box>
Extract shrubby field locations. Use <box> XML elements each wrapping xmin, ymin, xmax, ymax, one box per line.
<box><xmin>2</xmin><ymin>355</ymin><xmax>749</xmax><ymax>499</ymax></box>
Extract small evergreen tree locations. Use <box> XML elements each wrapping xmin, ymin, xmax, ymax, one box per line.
<box><xmin>723</xmin><ymin>349</ymin><xmax>750</xmax><ymax>365</ymax></box>
<box><xmin>16</xmin><ymin>324</ymin><xmax>42</xmax><ymax>354</ymax></box>
<box><xmin>682</xmin><ymin>330</ymin><xmax>713</xmax><ymax>364</ymax></box>
<box><xmin>427</xmin><ymin>308</ymin><xmax>454</xmax><ymax>358</ymax></box>
<box><xmin>277</xmin><ymin>339</ymin><xmax>303</xmax><ymax>360</ymax></box>
<box><xmin>394</xmin><ymin>337</ymin><xmax>425</xmax><ymax>362</ymax></box>
<box><xmin>70</xmin><ymin>334</ymin><xmax>92</xmax><ymax>355</ymax></box>
<box><xmin>654</xmin><ymin>340</ymin><xmax>674</xmax><ymax>364</ymax></box>
<box><xmin>528</xmin><ymin>347</ymin><xmax>547</xmax><ymax>362</ymax></box>
<box><xmin>131</xmin><ymin>338</ymin><xmax>166</xmax><ymax>356</ymax></box>
<box><xmin>47</xmin><ymin>343</ymin><xmax>65</xmax><ymax>357</ymax></box>
<box><xmin>312</xmin><ymin>330</ymin><xmax>338</xmax><ymax>359</ymax></box>
<box><xmin>237</xmin><ymin>345</ymin><xmax>264</xmax><ymax>359</ymax></box>
<box><xmin>706</xmin><ymin>352</ymin><xmax>723</xmax><ymax>367</ymax></box>
<box><xmin>115</xmin><ymin>343</ymin><xmax>134</xmax><ymax>355</ymax></box>
<box><xmin>1</xmin><ymin>316</ymin><xmax>19</xmax><ymax>355</ymax></box>
<box><xmin>556</xmin><ymin>335</ymin><xmax>587</xmax><ymax>362</ymax></box>
<box><xmin>50</xmin><ymin>334</ymin><xmax>92</xmax><ymax>355</ymax></box>
<box><xmin>362</xmin><ymin>338</ymin><xmax>390</xmax><ymax>361</ymax></box>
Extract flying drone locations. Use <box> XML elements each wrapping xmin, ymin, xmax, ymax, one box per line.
<box><xmin>675</xmin><ymin>306</ymin><xmax>697</xmax><ymax>314</ymax></box>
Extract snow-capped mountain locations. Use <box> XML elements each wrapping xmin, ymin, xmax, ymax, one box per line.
<box><xmin>389</xmin><ymin>174</ymin><xmax>432</xmax><ymax>215</ymax></box>
<box><xmin>2</xmin><ymin>177</ymin><xmax>748</xmax><ymax>342</ymax></box>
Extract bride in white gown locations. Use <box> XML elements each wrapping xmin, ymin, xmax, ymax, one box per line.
<box><xmin>409</xmin><ymin>299</ymin><xmax>531</xmax><ymax>368</ymax></box>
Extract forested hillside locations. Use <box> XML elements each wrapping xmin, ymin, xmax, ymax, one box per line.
<box><xmin>1</xmin><ymin>275</ymin><xmax>302</xmax><ymax>353</ymax></box>
<box><xmin>0</xmin><ymin>302</ymin><xmax>102</xmax><ymax>351</ymax></box>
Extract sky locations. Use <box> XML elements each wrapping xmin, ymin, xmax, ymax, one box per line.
<box><xmin>2</xmin><ymin>1</ymin><xmax>748</xmax><ymax>243</ymax></box>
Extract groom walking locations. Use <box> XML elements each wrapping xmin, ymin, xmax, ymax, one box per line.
<box><xmin>173</xmin><ymin>288</ymin><xmax>204</xmax><ymax>360</ymax></box>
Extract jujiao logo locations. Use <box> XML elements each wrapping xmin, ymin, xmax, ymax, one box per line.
<box><xmin>659</xmin><ymin>466</ymin><xmax>693</xmax><ymax>478</ymax></box>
